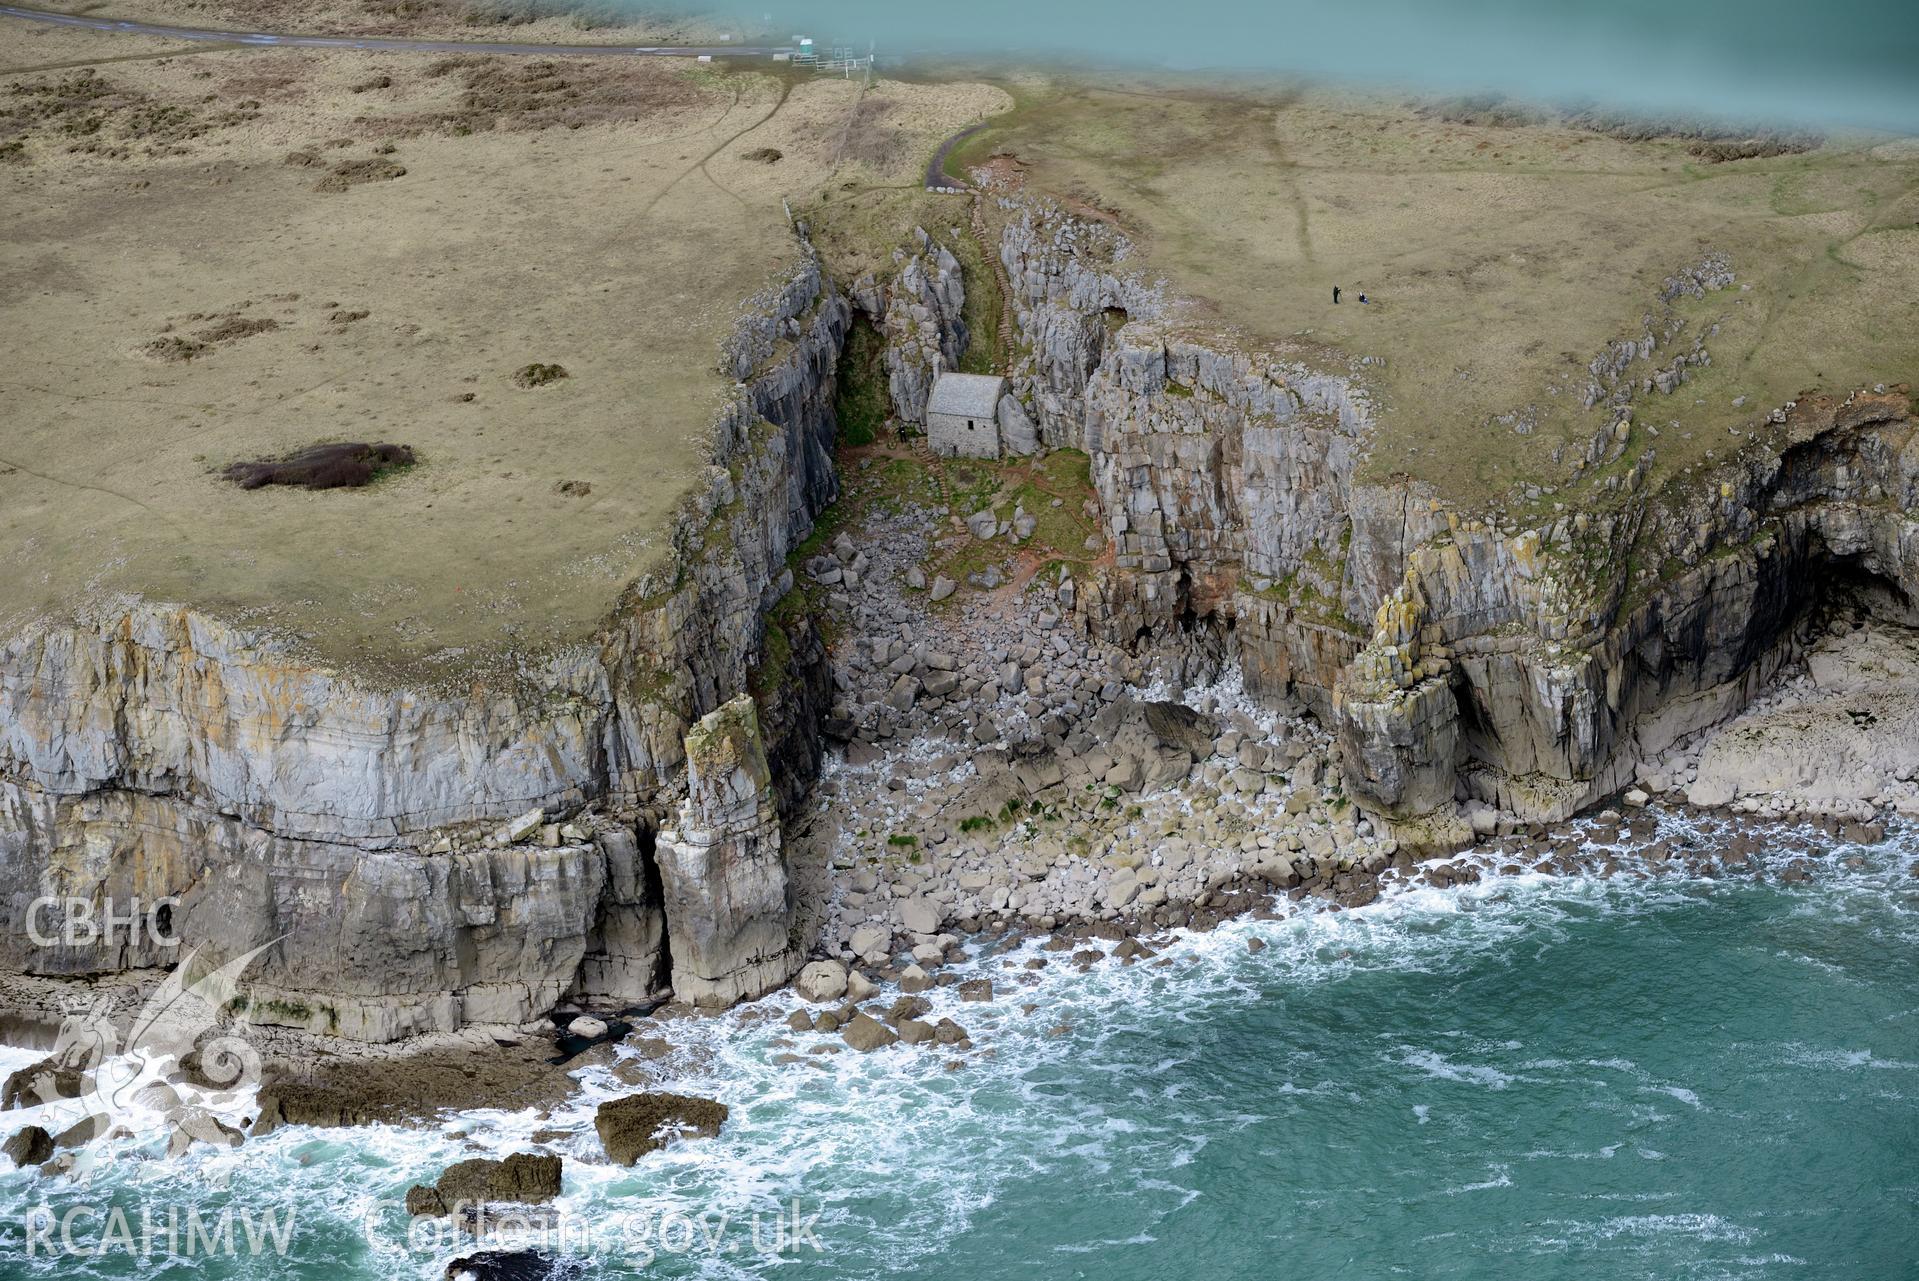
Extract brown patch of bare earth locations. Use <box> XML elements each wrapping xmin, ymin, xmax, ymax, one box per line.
<box><xmin>313</xmin><ymin>156</ymin><xmax>406</xmax><ymax>191</ymax></box>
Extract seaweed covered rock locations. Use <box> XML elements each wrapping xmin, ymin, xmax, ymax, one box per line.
<box><xmin>406</xmin><ymin>1152</ymin><xmax>563</xmax><ymax>1216</ymax></box>
<box><xmin>594</xmin><ymin>1092</ymin><xmax>728</xmax><ymax>1166</ymax></box>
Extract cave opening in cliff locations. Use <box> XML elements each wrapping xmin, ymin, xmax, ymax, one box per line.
<box><xmin>1817</xmin><ymin>555</ymin><xmax>1916</xmax><ymax>627</ymax></box>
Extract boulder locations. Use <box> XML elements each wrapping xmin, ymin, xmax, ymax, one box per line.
<box><xmin>1141</xmin><ymin>701</ymin><xmax>1218</xmax><ymax>757</ymax></box>
<box><xmin>3</xmin><ymin>1125</ymin><xmax>53</xmax><ymax>1169</ymax></box>
<box><xmin>840</xmin><ymin>1013</ymin><xmax>898</xmax><ymax>1052</ymax></box>
<box><xmin>565</xmin><ymin>1016</ymin><xmax>608</xmax><ymax>1040</ymax></box>
<box><xmin>848</xmin><ymin>925</ymin><xmax>890</xmax><ymax>958</ymax></box>
<box><xmin>594</xmin><ymin>1093</ymin><xmax>728</xmax><ymax>1166</ymax></box>
<box><xmin>957</xmin><ymin>979</ymin><xmax>994</xmax><ymax>1003</ymax></box>
<box><xmin>413</xmin><ymin>1153</ymin><xmax>564</xmax><ymax>1213</ymax></box>
<box><xmin>896</xmin><ymin>1018</ymin><xmax>936</xmax><ymax>1046</ymax></box>
<box><xmin>845</xmin><ymin>970</ymin><xmax>879</xmax><ymax>1002</ymax></box>
<box><xmin>498</xmin><ymin>808</ymin><xmax>545</xmax><ymax>845</ymax></box>
<box><xmin>2</xmin><ymin>1055</ymin><xmax>86</xmax><ymax>1110</ymax></box>
<box><xmin>795</xmin><ymin>960</ymin><xmax>848</xmax><ymax>1003</ymax></box>
<box><xmin>899</xmin><ymin>898</ymin><xmax>941</xmax><ymax>935</ymax></box>
<box><xmin>444</xmin><ymin>1251</ymin><xmax>581</xmax><ymax>1281</ymax></box>
<box><xmin>885</xmin><ymin>995</ymin><xmax>932</xmax><ymax>1023</ymax></box>
<box><xmin>52</xmin><ymin>1114</ymin><xmax>107</xmax><ymax>1149</ymax></box>
<box><xmin>997</xmin><ymin>393</ymin><xmax>1039</xmax><ymax>455</ymax></box>
<box><xmin>898</xmin><ymin>964</ymin><xmax>933</xmax><ymax>994</ymax></box>
<box><xmin>164</xmin><ymin>1109</ymin><xmax>245</xmax><ymax>1158</ymax></box>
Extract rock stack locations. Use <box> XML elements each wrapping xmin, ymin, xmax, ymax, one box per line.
<box><xmin>654</xmin><ymin>697</ymin><xmax>799</xmax><ymax>1007</ymax></box>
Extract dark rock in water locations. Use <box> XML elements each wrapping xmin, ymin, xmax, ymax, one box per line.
<box><xmin>250</xmin><ymin>1083</ymin><xmax>376</xmax><ymax>1136</ymax></box>
<box><xmin>444</xmin><ymin>1250</ymin><xmax>586</xmax><ymax>1281</ymax></box>
<box><xmin>410</xmin><ymin>1153</ymin><xmax>563</xmax><ymax>1216</ymax></box>
<box><xmin>2</xmin><ymin>1055</ymin><xmax>86</xmax><ymax>1110</ymax></box>
<box><xmin>406</xmin><ymin>1185</ymin><xmax>448</xmax><ymax>1218</ymax></box>
<box><xmin>3</xmin><ymin>1125</ymin><xmax>54</xmax><ymax>1169</ymax></box>
<box><xmin>594</xmin><ymin>1093</ymin><xmax>728</xmax><ymax>1166</ymax></box>
<box><xmin>53</xmin><ymin>1114</ymin><xmax>108</xmax><ymax>1149</ymax></box>
<box><xmin>884</xmin><ymin>995</ymin><xmax>932</xmax><ymax>1025</ymax></box>
<box><xmin>439</xmin><ymin>1153</ymin><xmax>564</xmax><ymax>1206</ymax></box>
<box><xmin>165</xmin><ymin>1109</ymin><xmax>245</xmax><ymax>1157</ymax></box>
<box><xmin>839</xmin><ymin>1013</ymin><xmax>898</xmax><ymax>1053</ymax></box>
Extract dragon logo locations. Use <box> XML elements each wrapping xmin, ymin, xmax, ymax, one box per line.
<box><xmin>28</xmin><ymin>940</ymin><xmax>281</xmax><ymax>1182</ymax></box>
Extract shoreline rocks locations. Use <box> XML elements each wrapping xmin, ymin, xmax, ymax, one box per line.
<box><xmin>594</xmin><ymin>1092</ymin><xmax>728</xmax><ymax>1166</ymax></box>
<box><xmin>406</xmin><ymin>1153</ymin><xmax>564</xmax><ymax>1218</ymax></box>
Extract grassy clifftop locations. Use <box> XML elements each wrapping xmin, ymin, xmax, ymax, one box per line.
<box><xmin>0</xmin><ymin>19</ymin><xmax>1001</xmax><ymax>680</ymax></box>
<box><xmin>951</xmin><ymin>79</ymin><xmax>1919</xmax><ymax>509</ymax></box>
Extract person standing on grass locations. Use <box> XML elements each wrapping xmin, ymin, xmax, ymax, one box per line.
<box><xmin>1333</xmin><ymin>285</ymin><xmax>1341</xmax><ymax>304</ymax></box>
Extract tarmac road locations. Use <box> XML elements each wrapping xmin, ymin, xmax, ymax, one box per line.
<box><xmin>924</xmin><ymin>120</ymin><xmax>986</xmax><ymax>189</ymax></box>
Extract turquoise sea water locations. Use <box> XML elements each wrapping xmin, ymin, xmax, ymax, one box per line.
<box><xmin>1</xmin><ymin>815</ymin><xmax>1914</xmax><ymax>1279</ymax></box>
<box><xmin>696</xmin><ymin>0</ymin><xmax>1919</xmax><ymax>133</ymax></box>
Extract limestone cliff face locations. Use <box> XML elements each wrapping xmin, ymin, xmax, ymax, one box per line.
<box><xmin>994</xmin><ymin>193</ymin><xmax>1919</xmax><ymax>828</ymax></box>
<box><xmin>653</xmin><ymin>697</ymin><xmax>797</xmax><ymax>1008</ymax></box>
<box><xmin>999</xmin><ymin>197</ymin><xmax>1428</xmax><ymax>713</ymax></box>
<box><xmin>1336</xmin><ymin>390</ymin><xmax>1919</xmax><ymax>824</ymax></box>
<box><xmin>0</xmin><ymin>246</ymin><xmax>848</xmax><ymax>1041</ymax></box>
<box><xmin>847</xmin><ymin>228</ymin><xmax>967</xmax><ymax>428</ymax></box>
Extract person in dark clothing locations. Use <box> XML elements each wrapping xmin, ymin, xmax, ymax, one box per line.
<box><xmin>1357</xmin><ymin>293</ymin><xmax>1369</xmax><ymax>304</ymax></box>
<box><xmin>1333</xmin><ymin>285</ymin><xmax>1341</xmax><ymax>304</ymax></box>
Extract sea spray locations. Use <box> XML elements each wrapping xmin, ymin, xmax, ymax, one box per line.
<box><xmin>1</xmin><ymin>819</ymin><xmax>1912</xmax><ymax>1278</ymax></box>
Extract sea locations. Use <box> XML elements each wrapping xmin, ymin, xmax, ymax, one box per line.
<box><xmin>0</xmin><ymin>810</ymin><xmax>1913</xmax><ymax>1279</ymax></box>
<box><xmin>698</xmin><ymin>0</ymin><xmax>1919</xmax><ymax>134</ymax></box>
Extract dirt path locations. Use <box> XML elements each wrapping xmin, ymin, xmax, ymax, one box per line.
<box><xmin>925</xmin><ymin>121</ymin><xmax>988</xmax><ymax>189</ymax></box>
<box><xmin>0</xmin><ymin>3</ymin><xmax>792</xmax><ymax>58</ymax></box>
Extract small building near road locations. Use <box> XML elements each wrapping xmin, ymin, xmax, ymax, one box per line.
<box><xmin>927</xmin><ymin>372</ymin><xmax>1038</xmax><ymax>459</ymax></box>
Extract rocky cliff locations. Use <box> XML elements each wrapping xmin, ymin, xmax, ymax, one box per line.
<box><xmin>0</xmin><ymin>241</ymin><xmax>848</xmax><ymax>1041</ymax></box>
<box><xmin>990</xmin><ymin>193</ymin><xmax>1918</xmax><ymax>834</ymax></box>
<box><xmin>654</xmin><ymin>697</ymin><xmax>797</xmax><ymax>1008</ymax></box>
<box><xmin>1334</xmin><ymin>388</ymin><xmax>1919</xmax><ymax>829</ymax></box>
<box><xmin>4</xmin><ymin>182</ymin><xmax>1909</xmax><ymax>1042</ymax></box>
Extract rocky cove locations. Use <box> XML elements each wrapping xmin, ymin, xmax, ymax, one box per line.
<box><xmin>0</xmin><ymin>175</ymin><xmax>1916</xmax><ymax>1125</ymax></box>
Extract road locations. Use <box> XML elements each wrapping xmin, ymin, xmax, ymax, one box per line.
<box><xmin>0</xmin><ymin>3</ymin><xmax>793</xmax><ymax>58</ymax></box>
<box><xmin>925</xmin><ymin>120</ymin><xmax>986</xmax><ymax>190</ymax></box>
